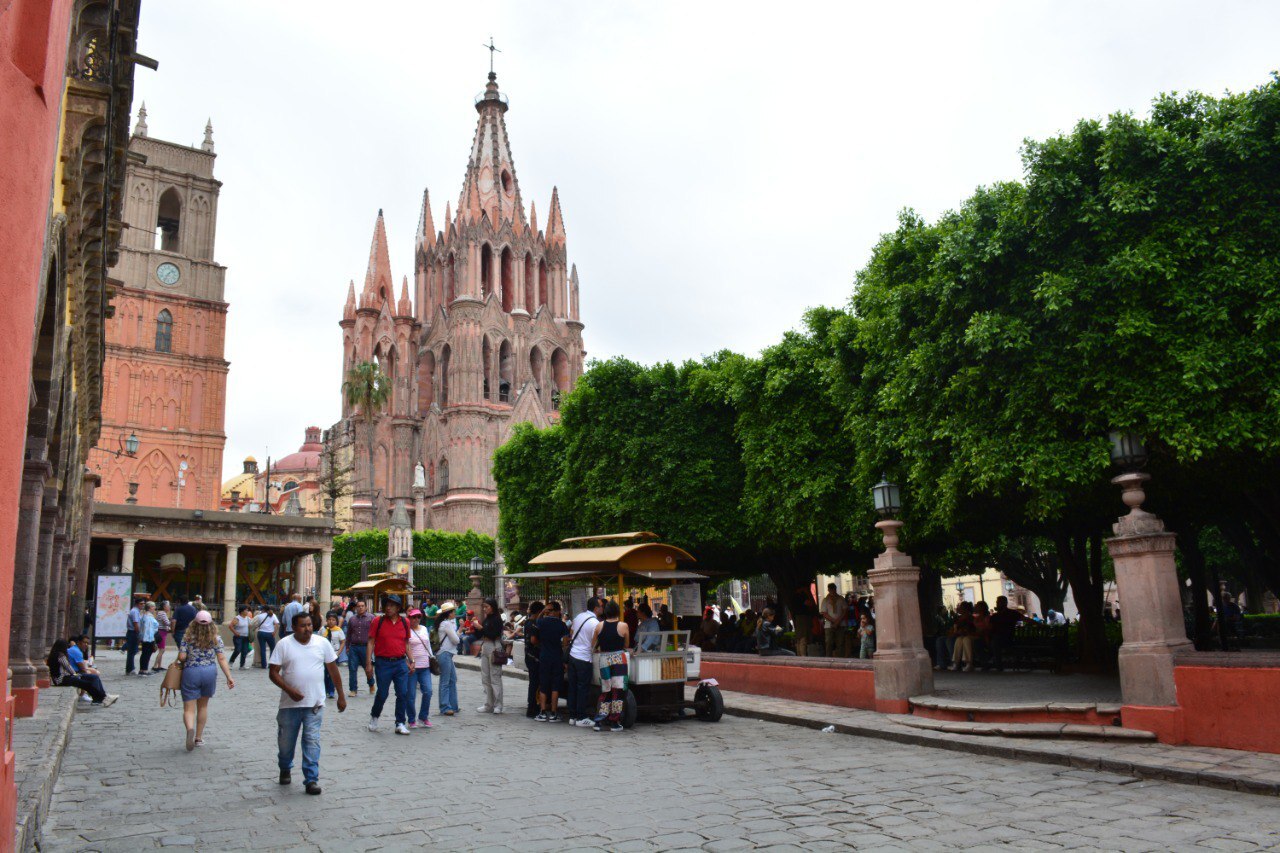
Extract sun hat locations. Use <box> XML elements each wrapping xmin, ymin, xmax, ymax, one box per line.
<box><xmin>407</xmin><ymin>608</ymin><xmax>423</xmax><ymax>618</ymax></box>
<box><xmin>194</xmin><ymin>610</ymin><xmax>213</xmax><ymax>624</ymax></box>
<box><xmin>437</xmin><ymin>600</ymin><xmax>458</xmax><ymax>616</ymax></box>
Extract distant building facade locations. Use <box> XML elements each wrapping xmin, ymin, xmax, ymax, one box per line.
<box><xmin>331</xmin><ymin>71</ymin><xmax>586</xmax><ymax>536</ymax></box>
<box><xmin>88</xmin><ymin>108</ymin><xmax>229</xmax><ymax>510</ymax></box>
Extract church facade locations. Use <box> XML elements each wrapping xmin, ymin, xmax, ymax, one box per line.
<box><xmin>331</xmin><ymin>71</ymin><xmax>585</xmax><ymax>536</ymax></box>
<box><xmin>88</xmin><ymin>107</ymin><xmax>229</xmax><ymax>510</ymax></box>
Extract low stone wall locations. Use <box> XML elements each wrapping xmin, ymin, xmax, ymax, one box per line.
<box><xmin>1122</xmin><ymin>652</ymin><xmax>1280</xmax><ymax>754</ymax></box>
<box><xmin>699</xmin><ymin>653</ymin><xmax>876</xmax><ymax>710</ymax></box>
<box><xmin>13</xmin><ymin>687</ymin><xmax>76</xmax><ymax>852</ymax></box>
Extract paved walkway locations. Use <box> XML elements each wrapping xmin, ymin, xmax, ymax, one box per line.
<box><xmin>40</xmin><ymin>651</ymin><xmax>1280</xmax><ymax>851</ymax></box>
<box><xmin>467</xmin><ymin>656</ymin><xmax>1280</xmax><ymax>797</ymax></box>
<box><xmin>928</xmin><ymin>670</ymin><xmax>1121</xmax><ymax>704</ymax></box>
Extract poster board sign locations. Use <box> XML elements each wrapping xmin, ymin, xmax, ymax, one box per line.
<box><xmin>94</xmin><ymin>575</ymin><xmax>133</xmax><ymax>638</ymax></box>
<box><xmin>669</xmin><ymin>583</ymin><xmax>702</xmax><ymax>617</ymax></box>
<box><xmin>569</xmin><ymin>586</ymin><xmax>592</xmax><ymax>618</ymax></box>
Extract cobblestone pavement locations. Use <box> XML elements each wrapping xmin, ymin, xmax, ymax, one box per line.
<box><xmin>41</xmin><ymin>651</ymin><xmax>1280</xmax><ymax>851</ymax></box>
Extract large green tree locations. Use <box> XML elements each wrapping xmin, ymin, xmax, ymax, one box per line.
<box><xmin>492</xmin><ymin>422</ymin><xmax>572</xmax><ymax>571</ymax></box>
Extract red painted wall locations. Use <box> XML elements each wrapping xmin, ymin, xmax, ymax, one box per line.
<box><xmin>1</xmin><ymin>0</ymin><xmax>77</xmax><ymax>839</ymax></box>
<box><xmin>1123</xmin><ymin>665</ymin><xmax>1280</xmax><ymax>754</ymax></box>
<box><xmin>700</xmin><ymin>660</ymin><xmax>877</xmax><ymax>710</ymax></box>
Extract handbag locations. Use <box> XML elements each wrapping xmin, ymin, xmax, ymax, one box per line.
<box><xmin>491</xmin><ymin>647</ymin><xmax>509</xmax><ymax>666</ymax></box>
<box><xmin>159</xmin><ymin>661</ymin><xmax>183</xmax><ymax>707</ymax></box>
<box><xmin>413</xmin><ymin>628</ymin><xmax>440</xmax><ymax>675</ymax></box>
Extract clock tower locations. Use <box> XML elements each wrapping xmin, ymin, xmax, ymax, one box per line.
<box><xmin>89</xmin><ymin>107</ymin><xmax>230</xmax><ymax>511</ymax></box>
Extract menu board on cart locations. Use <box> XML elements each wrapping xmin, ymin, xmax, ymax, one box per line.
<box><xmin>94</xmin><ymin>575</ymin><xmax>134</xmax><ymax>638</ymax></box>
<box><xmin>669</xmin><ymin>583</ymin><xmax>702</xmax><ymax>617</ymax></box>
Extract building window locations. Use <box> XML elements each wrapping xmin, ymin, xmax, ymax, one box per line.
<box><xmin>156</xmin><ymin>187</ymin><xmax>182</xmax><ymax>252</ymax></box>
<box><xmin>439</xmin><ymin>459</ymin><xmax>449</xmax><ymax>494</ymax></box>
<box><xmin>155</xmin><ymin>309</ymin><xmax>173</xmax><ymax>352</ymax></box>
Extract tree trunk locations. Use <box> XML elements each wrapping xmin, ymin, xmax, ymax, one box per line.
<box><xmin>1053</xmin><ymin>533</ymin><xmax>1109</xmax><ymax>671</ymax></box>
<box><xmin>1178</xmin><ymin>529</ymin><xmax>1213</xmax><ymax>650</ymax></box>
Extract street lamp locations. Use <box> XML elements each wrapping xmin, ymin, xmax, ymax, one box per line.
<box><xmin>872</xmin><ymin>475</ymin><xmax>901</xmax><ymax>518</ymax></box>
<box><xmin>1108</xmin><ymin>431</ymin><xmax>1148</xmax><ymax>471</ymax></box>
<box><xmin>871</xmin><ymin>476</ymin><xmax>904</xmax><ymax>554</ymax></box>
<box><xmin>106</xmin><ymin>431</ymin><xmax>140</xmax><ymax>459</ymax></box>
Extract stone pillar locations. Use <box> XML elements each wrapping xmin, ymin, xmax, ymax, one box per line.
<box><xmin>318</xmin><ymin>546</ymin><xmax>333</xmax><ymax>616</ymax></box>
<box><xmin>30</xmin><ymin>497</ymin><xmax>58</xmax><ymax>688</ymax></box>
<box><xmin>466</xmin><ymin>573</ymin><xmax>484</xmax><ymax>619</ymax></box>
<box><xmin>9</xmin><ymin>460</ymin><xmax>50</xmax><ymax>716</ymax></box>
<box><xmin>1106</xmin><ymin>472</ymin><xmax>1192</xmax><ymax>707</ymax></box>
<box><xmin>69</xmin><ymin>472</ymin><xmax>99</xmax><ymax>637</ymax></box>
<box><xmin>867</xmin><ymin>519</ymin><xmax>933</xmax><ymax>712</ymax></box>
<box><xmin>222</xmin><ymin>544</ymin><xmax>239</xmax><ymax>624</ymax></box>
<box><xmin>412</xmin><ymin>486</ymin><xmax>426</xmax><ymax>530</ymax></box>
<box><xmin>121</xmin><ymin>537</ymin><xmax>137</xmax><ymax>574</ymax></box>
<box><xmin>106</xmin><ymin>542</ymin><xmax>121</xmax><ymax>572</ymax></box>
<box><xmin>51</xmin><ymin>529</ymin><xmax>69</xmax><ymax>641</ymax></box>
<box><xmin>204</xmin><ymin>548</ymin><xmax>219</xmax><ymax>612</ymax></box>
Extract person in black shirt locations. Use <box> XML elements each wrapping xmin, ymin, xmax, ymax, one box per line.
<box><xmin>173</xmin><ymin>598</ymin><xmax>197</xmax><ymax>648</ymax></box>
<box><xmin>534</xmin><ymin>601</ymin><xmax>569</xmax><ymax>722</ymax></box>
<box><xmin>521</xmin><ymin>601</ymin><xmax>545</xmax><ymax>718</ymax></box>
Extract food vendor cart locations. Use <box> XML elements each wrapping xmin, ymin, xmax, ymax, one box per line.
<box><xmin>334</xmin><ymin>572</ymin><xmax>415</xmax><ymax>607</ymax></box>
<box><xmin>517</xmin><ymin>533</ymin><xmax>725</xmax><ymax>728</ymax></box>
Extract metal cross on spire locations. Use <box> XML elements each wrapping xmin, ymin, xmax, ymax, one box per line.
<box><xmin>482</xmin><ymin>36</ymin><xmax>501</xmax><ymax>74</ymax></box>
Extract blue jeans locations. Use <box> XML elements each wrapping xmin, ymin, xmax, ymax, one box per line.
<box><xmin>346</xmin><ymin>644</ymin><xmax>373</xmax><ymax>691</ymax></box>
<box><xmin>436</xmin><ymin>651</ymin><xmax>458</xmax><ymax>713</ymax></box>
<box><xmin>568</xmin><ymin>657</ymin><xmax>594</xmax><ymax>720</ymax></box>
<box><xmin>124</xmin><ymin>629</ymin><xmax>139</xmax><ymax>673</ymax></box>
<box><xmin>406</xmin><ymin>666</ymin><xmax>433</xmax><ymax>722</ymax></box>
<box><xmin>371</xmin><ymin>658</ymin><xmax>410</xmax><ymax>725</ymax></box>
<box><xmin>277</xmin><ymin>706</ymin><xmax>323</xmax><ymax>784</ymax></box>
<box><xmin>228</xmin><ymin>636</ymin><xmax>251</xmax><ymax>667</ymax></box>
<box><xmin>256</xmin><ymin>631</ymin><xmax>276</xmax><ymax>667</ymax></box>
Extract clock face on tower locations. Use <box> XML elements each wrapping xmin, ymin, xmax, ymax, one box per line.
<box><xmin>156</xmin><ymin>262</ymin><xmax>181</xmax><ymax>286</ymax></box>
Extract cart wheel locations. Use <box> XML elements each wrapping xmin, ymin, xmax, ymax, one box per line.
<box><xmin>621</xmin><ymin>689</ymin><xmax>638</xmax><ymax>729</ymax></box>
<box><xmin>695</xmin><ymin>684</ymin><xmax>724</xmax><ymax>722</ymax></box>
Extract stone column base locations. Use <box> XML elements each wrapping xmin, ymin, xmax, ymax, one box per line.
<box><xmin>1118</xmin><ymin>640</ymin><xmax>1191</xmax><ymax>707</ymax></box>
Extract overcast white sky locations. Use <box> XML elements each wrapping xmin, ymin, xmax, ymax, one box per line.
<box><xmin>130</xmin><ymin>1</ymin><xmax>1280</xmax><ymax>481</ymax></box>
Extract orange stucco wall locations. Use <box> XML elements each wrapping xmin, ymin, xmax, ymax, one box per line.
<box><xmin>700</xmin><ymin>659</ymin><xmax>877</xmax><ymax>710</ymax></box>
<box><xmin>1123</xmin><ymin>665</ymin><xmax>1280</xmax><ymax>754</ymax></box>
<box><xmin>1</xmin><ymin>0</ymin><xmax>77</xmax><ymax>839</ymax></box>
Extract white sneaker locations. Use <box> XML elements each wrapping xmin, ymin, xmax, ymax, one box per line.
<box><xmin>492</xmin><ymin>706</ymin><xmax>502</xmax><ymax>715</ymax></box>
<box><xmin>395</xmin><ymin>723</ymin><xmax>411</xmax><ymax>735</ymax></box>
<box><xmin>573</xmin><ymin>718</ymin><xmax>594</xmax><ymax>727</ymax></box>
<box><xmin>368</xmin><ymin>718</ymin><xmax>379</xmax><ymax>732</ymax></box>
<box><xmin>80</xmin><ymin>694</ymin><xmax>93</xmax><ymax>703</ymax></box>
<box><xmin>477</xmin><ymin>705</ymin><xmax>492</xmax><ymax>713</ymax></box>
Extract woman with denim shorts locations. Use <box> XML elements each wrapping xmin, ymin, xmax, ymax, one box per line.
<box><xmin>177</xmin><ymin>610</ymin><xmax>236</xmax><ymax>751</ymax></box>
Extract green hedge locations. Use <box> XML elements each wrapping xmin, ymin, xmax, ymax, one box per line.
<box><xmin>331</xmin><ymin>529</ymin><xmax>495</xmax><ymax>591</ymax></box>
<box><xmin>1244</xmin><ymin>613</ymin><xmax>1280</xmax><ymax>637</ymax></box>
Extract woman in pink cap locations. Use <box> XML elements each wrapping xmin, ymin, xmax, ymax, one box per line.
<box><xmin>177</xmin><ymin>610</ymin><xmax>236</xmax><ymax>750</ymax></box>
<box><xmin>404</xmin><ymin>609</ymin><xmax>434</xmax><ymax>729</ymax></box>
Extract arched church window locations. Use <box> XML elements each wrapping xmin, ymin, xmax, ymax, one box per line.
<box><xmin>538</xmin><ymin>258</ymin><xmax>548</xmax><ymax>309</ymax></box>
<box><xmin>482</xmin><ymin>337</ymin><xmax>493</xmax><ymax>402</ymax></box>
<box><xmin>498</xmin><ymin>340</ymin><xmax>513</xmax><ymax>403</ymax></box>
<box><xmin>283</xmin><ymin>480</ymin><xmax>299</xmax><ymax>492</ymax></box>
<box><xmin>524</xmin><ymin>252</ymin><xmax>535</xmax><ymax>313</ymax></box>
<box><xmin>156</xmin><ymin>187</ymin><xmax>182</xmax><ymax>252</ymax></box>
<box><xmin>500</xmin><ymin>247</ymin><xmax>514</xmax><ymax>312</ymax></box>
<box><xmin>480</xmin><ymin>245</ymin><xmax>493</xmax><ymax>299</ymax></box>
<box><xmin>155</xmin><ymin>309</ymin><xmax>173</xmax><ymax>353</ymax></box>
<box><xmin>439</xmin><ymin>459</ymin><xmax>449</xmax><ymax>494</ymax></box>
<box><xmin>439</xmin><ymin>345</ymin><xmax>451</xmax><ymax>406</ymax></box>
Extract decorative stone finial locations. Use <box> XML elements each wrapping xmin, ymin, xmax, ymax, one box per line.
<box><xmin>1111</xmin><ymin>471</ymin><xmax>1165</xmax><ymax>536</ymax></box>
<box><xmin>135</xmin><ymin>102</ymin><xmax>148</xmax><ymax>137</ymax></box>
<box><xmin>201</xmin><ymin>118</ymin><xmax>215</xmax><ymax>152</ymax></box>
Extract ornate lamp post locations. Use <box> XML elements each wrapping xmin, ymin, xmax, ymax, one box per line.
<box><xmin>1104</xmin><ymin>431</ymin><xmax>1191</xmax><ymax>707</ymax></box>
<box><xmin>866</xmin><ymin>475</ymin><xmax>933</xmax><ymax>711</ymax></box>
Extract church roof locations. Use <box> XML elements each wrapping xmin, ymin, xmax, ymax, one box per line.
<box><xmin>220</xmin><ymin>471</ymin><xmax>255</xmax><ymax>499</ymax></box>
<box><xmin>360</xmin><ymin>210</ymin><xmax>394</xmax><ymax>308</ymax></box>
<box><xmin>457</xmin><ymin>72</ymin><xmax>527</xmax><ymax>230</ymax></box>
<box><xmin>273</xmin><ymin>427</ymin><xmax>323</xmax><ymax>473</ymax></box>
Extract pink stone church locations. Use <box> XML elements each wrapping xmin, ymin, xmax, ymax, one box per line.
<box><xmin>329</xmin><ymin>71</ymin><xmax>585</xmax><ymax>535</ymax></box>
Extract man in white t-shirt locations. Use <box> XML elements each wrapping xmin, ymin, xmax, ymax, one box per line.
<box><xmin>566</xmin><ymin>597</ymin><xmax>602</xmax><ymax>726</ymax></box>
<box><xmin>269</xmin><ymin>612</ymin><xmax>345</xmax><ymax>795</ymax></box>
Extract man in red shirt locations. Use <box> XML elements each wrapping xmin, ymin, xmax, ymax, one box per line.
<box><xmin>363</xmin><ymin>595</ymin><xmax>412</xmax><ymax>735</ymax></box>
